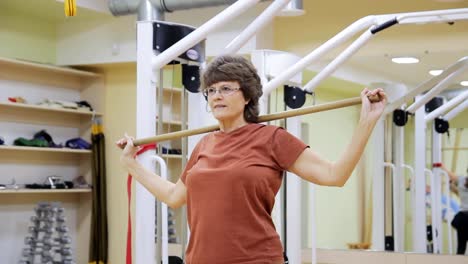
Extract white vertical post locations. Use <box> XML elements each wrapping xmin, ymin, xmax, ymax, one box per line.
<box><xmin>309</xmin><ymin>182</ymin><xmax>317</xmax><ymax>264</ymax></box>
<box><xmin>251</xmin><ymin>51</ymin><xmax>282</xmax><ymax>239</ymax></box>
<box><xmin>426</xmin><ymin>168</ymin><xmax>438</xmax><ymax>253</ymax></box>
<box><xmin>393</xmin><ymin>124</ymin><xmax>405</xmax><ymax>252</ymax></box>
<box><xmin>413</xmin><ymin>95</ymin><xmax>427</xmax><ymax>253</ymax></box>
<box><xmin>371</xmin><ymin>119</ymin><xmax>385</xmax><ymax>251</ymax></box>
<box><xmin>135</xmin><ymin>21</ymin><xmax>157</xmax><ymax>264</ymax></box>
<box><xmin>383</xmin><ymin>162</ymin><xmax>399</xmax><ymax>251</ymax></box>
<box><xmin>286</xmin><ymin>116</ymin><xmax>302</xmax><ymax>264</ymax></box>
<box><xmin>152</xmin><ymin>156</ymin><xmax>169</xmax><ymax>264</ymax></box>
<box><xmin>440</xmin><ymin>170</ymin><xmax>453</xmax><ymax>254</ymax></box>
<box><xmin>431</xmin><ymin>125</ymin><xmax>443</xmax><ymax>254</ymax></box>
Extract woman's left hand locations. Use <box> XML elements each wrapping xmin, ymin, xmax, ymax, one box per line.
<box><xmin>359</xmin><ymin>87</ymin><xmax>387</xmax><ymax>124</ymax></box>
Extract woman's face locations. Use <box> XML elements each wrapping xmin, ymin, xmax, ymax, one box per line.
<box><xmin>205</xmin><ymin>81</ymin><xmax>248</xmax><ymax>122</ymax></box>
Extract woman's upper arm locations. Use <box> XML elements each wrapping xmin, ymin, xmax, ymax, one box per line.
<box><xmin>169</xmin><ymin>179</ymin><xmax>187</xmax><ymax>209</ymax></box>
<box><xmin>288</xmin><ymin>148</ymin><xmax>336</xmax><ymax>186</ymax></box>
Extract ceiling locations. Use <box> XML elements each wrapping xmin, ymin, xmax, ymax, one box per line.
<box><xmin>274</xmin><ymin>0</ymin><xmax>468</xmax><ymax>90</ymax></box>
<box><xmin>1</xmin><ymin>0</ymin><xmax>467</xmax><ymax>91</ymax></box>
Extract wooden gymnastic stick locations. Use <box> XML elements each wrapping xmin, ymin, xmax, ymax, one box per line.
<box><xmin>133</xmin><ymin>95</ymin><xmax>377</xmax><ymax>146</ymax></box>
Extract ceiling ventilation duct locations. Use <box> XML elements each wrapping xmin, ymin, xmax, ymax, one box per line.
<box><xmin>277</xmin><ymin>0</ymin><xmax>304</xmax><ymax>17</ymax></box>
<box><xmin>108</xmin><ymin>0</ymin><xmax>265</xmax><ymax>18</ymax></box>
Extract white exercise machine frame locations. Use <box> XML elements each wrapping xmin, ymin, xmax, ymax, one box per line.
<box><xmin>136</xmin><ymin>1</ymin><xmax>291</xmax><ymax>263</ymax></box>
<box><xmin>135</xmin><ymin>2</ymin><xmax>468</xmax><ymax>262</ymax></box>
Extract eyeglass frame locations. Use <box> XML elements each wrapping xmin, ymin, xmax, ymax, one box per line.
<box><xmin>202</xmin><ymin>85</ymin><xmax>242</xmax><ymax>98</ymax></box>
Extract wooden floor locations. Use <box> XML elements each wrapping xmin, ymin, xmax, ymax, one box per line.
<box><xmin>302</xmin><ymin>248</ymin><xmax>467</xmax><ymax>264</ymax></box>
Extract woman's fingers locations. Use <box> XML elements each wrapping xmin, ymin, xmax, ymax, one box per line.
<box><xmin>361</xmin><ymin>87</ymin><xmax>370</xmax><ymax>97</ymax></box>
<box><xmin>115</xmin><ymin>133</ymin><xmax>136</xmax><ymax>150</ymax></box>
<box><xmin>115</xmin><ymin>138</ymin><xmax>127</xmax><ymax>149</ymax></box>
<box><xmin>362</xmin><ymin>88</ymin><xmax>386</xmax><ymax>103</ymax></box>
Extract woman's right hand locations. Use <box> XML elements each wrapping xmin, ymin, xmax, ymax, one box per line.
<box><xmin>116</xmin><ymin>133</ymin><xmax>140</xmax><ymax>165</ymax></box>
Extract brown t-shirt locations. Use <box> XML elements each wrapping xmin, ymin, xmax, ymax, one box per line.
<box><xmin>181</xmin><ymin>123</ymin><xmax>308</xmax><ymax>264</ymax></box>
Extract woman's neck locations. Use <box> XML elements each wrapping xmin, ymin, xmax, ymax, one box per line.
<box><xmin>218</xmin><ymin>118</ymin><xmax>248</xmax><ymax>133</ymax></box>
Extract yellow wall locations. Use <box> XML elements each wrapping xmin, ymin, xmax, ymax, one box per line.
<box><xmin>101</xmin><ymin>63</ymin><xmax>183</xmax><ymax>263</ymax></box>
<box><xmin>0</xmin><ymin>10</ymin><xmax>56</xmax><ymax>64</ymax></box>
<box><xmin>100</xmin><ymin>63</ymin><xmax>137</xmax><ymax>263</ymax></box>
<box><xmin>304</xmin><ymin>77</ymin><xmax>364</xmax><ymax>249</ymax></box>
<box><xmin>269</xmin><ymin>70</ymin><xmax>365</xmax><ymax>249</ymax></box>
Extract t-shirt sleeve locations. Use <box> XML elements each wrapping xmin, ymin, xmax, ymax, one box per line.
<box><xmin>180</xmin><ymin>136</ymin><xmax>205</xmax><ymax>184</ymax></box>
<box><xmin>270</xmin><ymin>127</ymin><xmax>309</xmax><ymax>171</ymax></box>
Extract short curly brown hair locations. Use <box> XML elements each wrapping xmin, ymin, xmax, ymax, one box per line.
<box><xmin>201</xmin><ymin>55</ymin><xmax>263</xmax><ymax>123</ymax></box>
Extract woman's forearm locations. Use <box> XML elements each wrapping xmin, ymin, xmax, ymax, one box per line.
<box><xmin>123</xmin><ymin>158</ymin><xmax>177</xmax><ymax>207</ymax></box>
<box><xmin>331</xmin><ymin>119</ymin><xmax>376</xmax><ymax>186</ymax></box>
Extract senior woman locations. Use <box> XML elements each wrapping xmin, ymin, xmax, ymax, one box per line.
<box><xmin>117</xmin><ymin>55</ymin><xmax>387</xmax><ymax>264</ymax></box>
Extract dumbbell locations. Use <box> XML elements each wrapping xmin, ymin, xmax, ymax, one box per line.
<box><xmin>22</xmin><ymin>248</ymin><xmax>35</xmax><ymax>257</ymax></box>
<box><xmin>25</xmin><ymin>236</ymin><xmax>51</xmax><ymax>247</ymax></box>
<box><xmin>55</xmin><ymin>215</ymin><xmax>67</xmax><ymax>223</ymax></box>
<box><xmin>52</xmin><ymin>235</ymin><xmax>72</xmax><ymax>244</ymax></box>
<box><xmin>29</xmin><ymin>225</ymin><xmax>54</xmax><ymax>234</ymax></box>
<box><xmin>56</xmin><ymin>225</ymin><xmax>69</xmax><ymax>233</ymax></box>
<box><xmin>30</xmin><ymin>216</ymin><xmax>54</xmax><ymax>224</ymax></box>
<box><xmin>55</xmin><ymin>247</ymin><xmax>73</xmax><ymax>256</ymax></box>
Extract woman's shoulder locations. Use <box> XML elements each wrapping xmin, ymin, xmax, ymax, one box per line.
<box><xmin>250</xmin><ymin>123</ymin><xmax>284</xmax><ymax>132</ymax></box>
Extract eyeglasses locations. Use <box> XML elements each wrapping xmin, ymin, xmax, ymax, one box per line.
<box><xmin>202</xmin><ymin>86</ymin><xmax>241</xmax><ymax>97</ymax></box>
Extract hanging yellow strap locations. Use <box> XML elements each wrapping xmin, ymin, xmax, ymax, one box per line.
<box><xmin>64</xmin><ymin>0</ymin><xmax>77</xmax><ymax>17</ymax></box>
<box><xmin>92</xmin><ymin>117</ymin><xmax>103</xmax><ymax>135</ymax></box>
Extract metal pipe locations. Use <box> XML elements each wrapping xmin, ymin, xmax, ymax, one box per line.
<box><xmin>278</xmin><ymin>0</ymin><xmax>305</xmax><ymax>16</ymax></box>
<box><xmin>425</xmin><ymin>89</ymin><xmax>468</xmax><ymax>122</ymax></box>
<box><xmin>426</xmin><ymin>168</ymin><xmax>440</xmax><ymax>253</ymax></box>
<box><xmin>151</xmin><ymin>0</ymin><xmax>261</xmax><ymax>71</ymax></box>
<box><xmin>159</xmin><ymin>0</ymin><xmax>237</xmax><ymax>12</ymax></box>
<box><xmin>303</xmin><ymin>29</ymin><xmax>375</xmax><ymax>93</ymax></box>
<box><xmin>263</xmin><ymin>16</ymin><xmax>377</xmax><ymax>97</ymax></box>
<box><xmin>413</xmin><ymin>95</ymin><xmax>427</xmax><ymax>253</ymax></box>
<box><xmin>224</xmin><ymin>0</ymin><xmax>291</xmax><ymax>54</ymax></box>
<box><xmin>109</xmin><ymin>0</ymin><xmax>272</xmax><ymax>16</ymax></box>
<box><xmin>396</xmin><ymin>8</ymin><xmax>468</xmax><ymax>25</ymax></box>
<box><xmin>138</xmin><ymin>0</ymin><xmax>164</xmax><ymax>21</ymax></box>
<box><xmin>386</xmin><ymin>57</ymin><xmax>468</xmax><ymax>115</ymax></box>
<box><xmin>444</xmin><ymin>98</ymin><xmax>468</xmax><ymax>121</ymax></box>
<box><xmin>383</xmin><ymin>162</ymin><xmax>398</xmax><ymax>251</ymax></box>
<box><xmin>406</xmin><ymin>68</ymin><xmax>466</xmax><ymax>114</ymax></box>
<box><xmin>108</xmin><ymin>0</ymin><xmax>141</xmax><ymax>16</ymax></box>
<box><xmin>152</xmin><ymin>156</ymin><xmax>169</xmax><ymax>264</ymax></box>
<box><xmin>440</xmin><ymin>170</ymin><xmax>453</xmax><ymax>254</ymax></box>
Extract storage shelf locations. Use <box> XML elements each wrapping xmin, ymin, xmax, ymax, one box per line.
<box><xmin>0</xmin><ymin>145</ymin><xmax>92</xmax><ymax>154</ymax></box>
<box><xmin>0</xmin><ymin>188</ymin><xmax>92</xmax><ymax>194</ymax></box>
<box><xmin>0</xmin><ymin>57</ymin><xmax>101</xmax><ymax>78</ymax></box>
<box><xmin>0</xmin><ymin>102</ymin><xmax>102</xmax><ymax>116</ymax></box>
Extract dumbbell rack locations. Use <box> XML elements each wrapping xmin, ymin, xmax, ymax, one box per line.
<box><xmin>20</xmin><ymin>202</ymin><xmax>75</xmax><ymax>264</ymax></box>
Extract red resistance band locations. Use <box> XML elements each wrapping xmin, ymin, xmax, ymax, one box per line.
<box><xmin>433</xmin><ymin>163</ymin><xmax>442</xmax><ymax>168</ymax></box>
<box><xmin>126</xmin><ymin>143</ymin><xmax>157</xmax><ymax>264</ymax></box>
